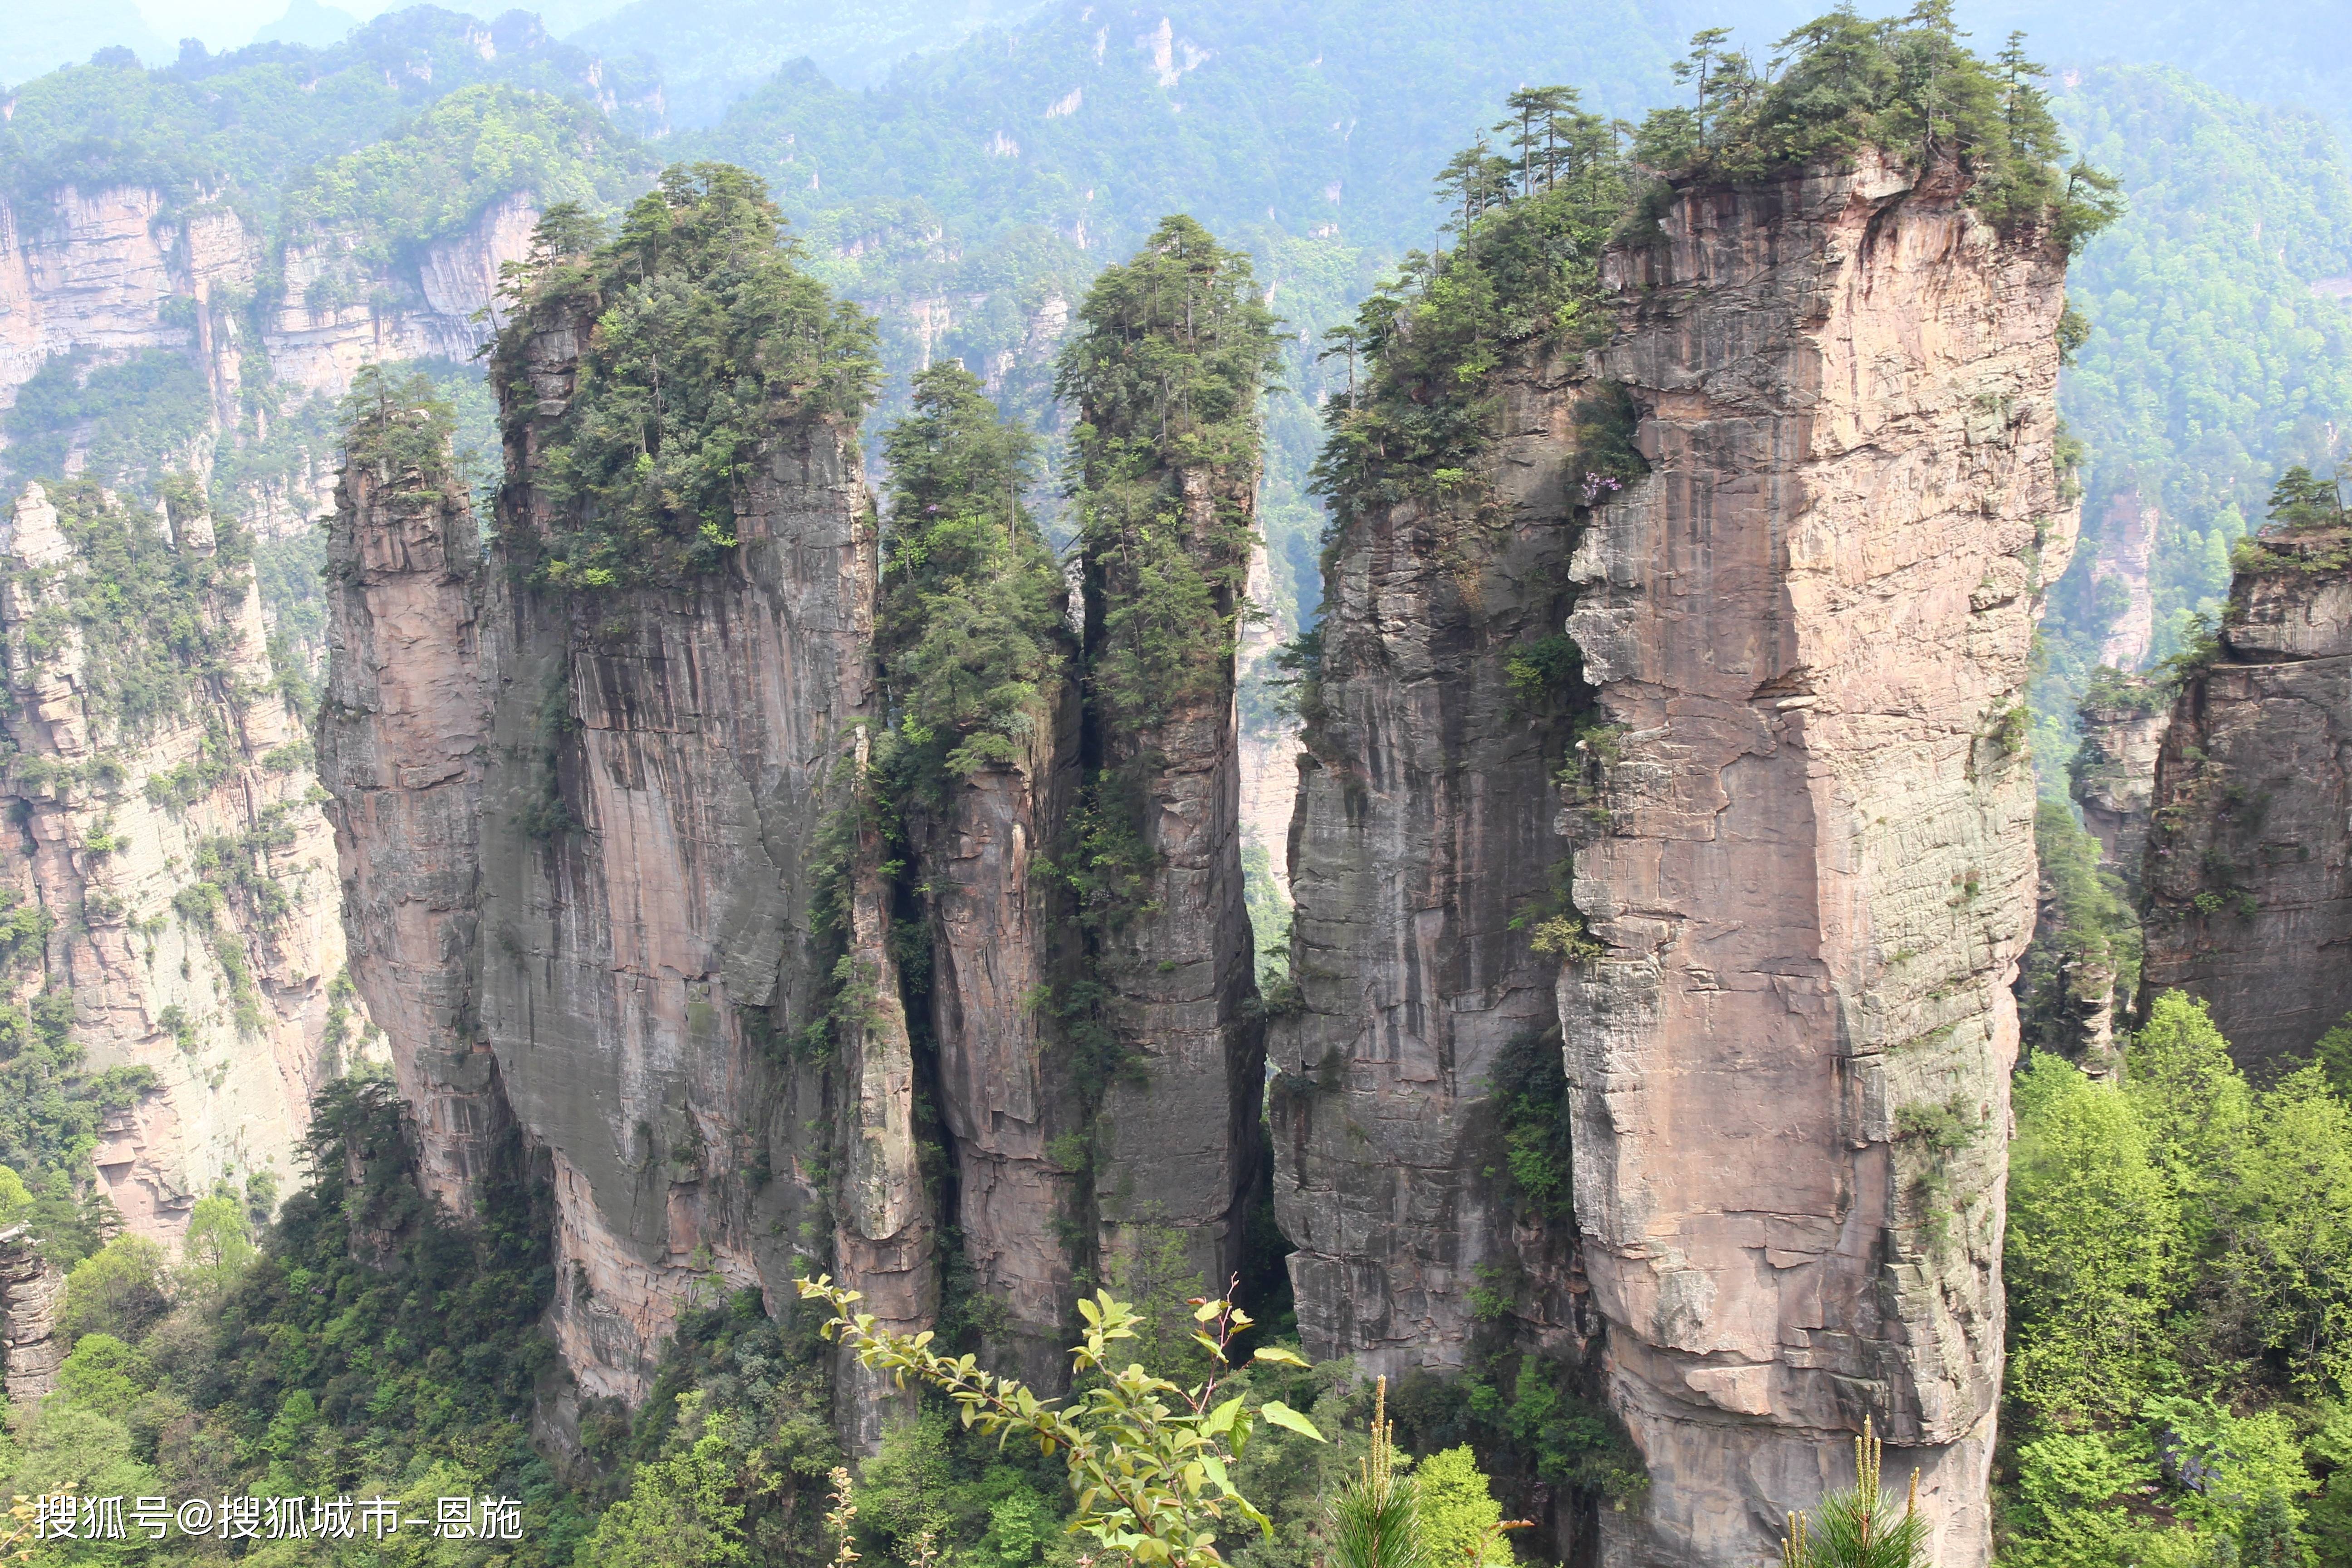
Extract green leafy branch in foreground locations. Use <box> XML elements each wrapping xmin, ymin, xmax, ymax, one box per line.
<box><xmin>797</xmin><ymin>1277</ymin><xmax>1324</xmax><ymax>1567</ymax></box>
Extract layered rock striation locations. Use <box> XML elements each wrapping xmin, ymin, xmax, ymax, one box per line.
<box><xmin>317</xmin><ymin>442</ymin><xmax>500</xmax><ymax>1212</ymax></box>
<box><xmin>1268</xmin><ymin>357</ymin><xmax>1590</xmax><ymax>1374</ymax></box>
<box><xmin>1557</xmin><ymin>152</ymin><xmax>2074</xmax><ymax>1568</ymax></box>
<box><xmin>2139</xmin><ymin>524</ymin><xmax>2352</xmax><ymax>1067</ymax></box>
<box><xmin>0</xmin><ymin>480</ymin><xmax>358</xmax><ymax>1244</ymax></box>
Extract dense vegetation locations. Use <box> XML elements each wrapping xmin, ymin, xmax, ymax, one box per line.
<box><xmin>2030</xmin><ymin>65</ymin><xmax>2352</xmax><ymax>772</ymax></box>
<box><xmin>494</xmin><ymin>165</ymin><xmax>882</xmax><ymax>588</ymax></box>
<box><xmin>873</xmin><ymin>361</ymin><xmax>1072</xmax><ymax>798</ymax></box>
<box><xmin>1059</xmin><ymin>214</ymin><xmax>1281</xmax><ymax>735</ymax></box>
<box><xmin>2002</xmin><ymin>993</ymin><xmax>2352</xmax><ymax>1567</ymax></box>
<box><xmin>1628</xmin><ymin>8</ymin><xmax>2119</xmax><ymax>243</ymax></box>
<box><xmin>0</xmin><ymin>9</ymin><xmax>656</xmax><ymax>212</ymax></box>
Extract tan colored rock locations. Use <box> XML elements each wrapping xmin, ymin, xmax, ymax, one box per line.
<box><xmin>1561</xmin><ymin>151</ymin><xmax>2075</xmax><ymax>1568</ymax></box>
<box><xmin>2140</xmin><ymin>524</ymin><xmax>2352</xmax><ymax>1068</ymax></box>
<box><xmin>1267</xmin><ymin>354</ymin><xmax>1589</xmax><ymax>1377</ymax></box>
<box><xmin>2091</xmin><ymin>488</ymin><xmax>2158</xmax><ymax>670</ymax></box>
<box><xmin>0</xmin><ymin>1225</ymin><xmax>66</xmax><ymax>1402</ymax></box>
<box><xmin>0</xmin><ymin>482</ymin><xmax>359</xmax><ymax>1247</ymax></box>
<box><xmin>317</xmin><ymin>452</ymin><xmax>503</xmax><ymax>1213</ymax></box>
<box><xmin>2073</xmin><ymin>676</ymin><xmax>2169</xmax><ymax>887</ymax></box>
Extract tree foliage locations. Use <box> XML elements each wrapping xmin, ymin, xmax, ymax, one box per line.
<box><xmin>876</xmin><ymin>361</ymin><xmax>1072</xmax><ymax>796</ymax></box>
<box><xmin>2002</xmin><ymin>993</ymin><xmax>2352</xmax><ymax>1565</ymax></box>
<box><xmin>1632</xmin><ymin>10</ymin><xmax>2121</xmax><ymax>244</ymax></box>
<box><xmin>496</xmin><ymin>163</ymin><xmax>882</xmax><ymax>589</ymax></box>
<box><xmin>800</xmin><ymin>1275</ymin><xmax>1325</xmax><ymax>1568</ymax></box>
<box><xmin>1058</xmin><ymin>214</ymin><xmax>1280</xmax><ymax>734</ymax></box>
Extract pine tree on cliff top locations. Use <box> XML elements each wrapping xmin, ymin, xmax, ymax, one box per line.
<box><xmin>1054</xmin><ymin>213</ymin><xmax>1281</xmax><ymax>736</ymax></box>
<box><xmin>875</xmin><ymin>360</ymin><xmax>1070</xmax><ymax>800</ymax></box>
<box><xmin>492</xmin><ymin>162</ymin><xmax>881</xmax><ymax>590</ymax></box>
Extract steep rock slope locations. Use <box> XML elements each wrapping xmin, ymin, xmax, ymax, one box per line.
<box><xmin>907</xmin><ymin>681</ymin><xmax>1084</xmax><ymax>1385</ymax></box>
<box><xmin>1267</xmin><ymin>356</ymin><xmax>1589</xmax><ymax>1373</ymax></box>
<box><xmin>0</xmin><ymin>184</ymin><xmax>534</xmax><ymax>416</ymax></box>
<box><xmin>2072</xmin><ymin>674</ymin><xmax>2169</xmax><ymax>885</ymax></box>
<box><xmin>317</xmin><ymin>437</ymin><xmax>501</xmax><ymax>1212</ymax></box>
<box><xmin>472</xmin><ymin>299</ymin><xmax>906</xmax><ymax>1409</ymax></box>
<box><xmin>2139</xmin><ymin>524</ymin><xmax>2352</xmax><ymax>1067</ymax></box>
<box><xmin>0</xmin><ymin>480</ymin><xmax>354</xmax><ymax>1242</ymax></box>
<box><xmin>1561</xmin><ymin>152</ymin><xmax>2074</xmax><ymax>1568</ymax></box>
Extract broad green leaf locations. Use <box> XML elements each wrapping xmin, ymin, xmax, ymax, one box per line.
<box><xmin>1255</xmin><ymin>1401</ymin><xmax>1326</xmax><ymax>1441</ymax></box>
<box><xmin>1252</xmin><ymin>1345</ymin><xmax>1310</xmax><ymax>1367</ymax></box>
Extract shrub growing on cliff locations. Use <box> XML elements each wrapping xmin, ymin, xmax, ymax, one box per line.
<box><xmin>799</xmin><ymin>1275</ymin><xmax>1325</xmax><ymax>1567</ymax></box>
<box><xmin>495</xmin><ymin>164</ymin><xmax>882</xmax><ymax>589</ymax></box>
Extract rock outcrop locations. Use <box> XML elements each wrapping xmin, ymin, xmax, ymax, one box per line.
<box><xmin>1267</xmin><ymin>356</ymin><xmax>1588</xmax><ymax>1375</ymax></box>
<box><xmin>318</xmin><ymin>445</ymin><xmax>501</xmax><ymax>1213</ymax></box>
<box><xmin>0</xmin><ymin>480</ymin><xmax>359</xmax><ymax>1244</ymax></box>
<box><xmin>2072</xmin><ymin>675</ymin><xmax>2169</xmax><ymax>888</ymax></box>
<box><xmin>1558</xmin><ymin>152</ymin><xmax>2074</xmax><ymax>1568</ymax></box>
<box><xmin>324</xmin><ymin>266</ymin><xmax>929</xmax><ymax>1442</ymax></box>
<box><xmin>910</xmin><ymin>679</ymin><xmax>1085</xmax><ymax>1386</ymax></box>
<box><xmin>478</xmin><ymin>299</ymin><xmax>896</xmax><ymax>1407</ymax></box>
<box><xmin>0</xmin><ymin>1225</ymin><xmax>66</xmax><ymax>1401</ymax></box>
<box><xmin>2139</xmin><ymin>524</ymin><xmax>2352</xmax><ymax>1067</ymax></box>
<box><xmin>1084</xmin><ymin>461</ymin><xmax>1268</xmax><ymax>1296</ymax></box>
<box><xmin>0</xmin><ymin>185</ymin><xmax>536</xmax><ymax>412</ymax></box>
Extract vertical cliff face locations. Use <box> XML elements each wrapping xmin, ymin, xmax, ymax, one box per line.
<box><xmin>1085</xmin><ymin>459</ymin><xmax>1268</xmax><ymax>1293</ymax></box>
<box><xmin>463</xmin><ymin>299</ymin><xmax>907</xmax><ymax>1409</ymax></box>
<box><xmin>318</xmin><ymin>448</ymin><xmax>500</xmax><ymax>1212</ymax></box>
<box><xmin>1561</xmin><ymin>153</ymin><xmax>2074</xmax><ymax>1568</ymax></box>
<box><xmin>0</xmin><ymin>185</ymin><xmax>537</xmax><ymax>416</ymax></box>
<box><xmin>1059</xmin><ymin>222</ymin><xmax>1278</xmax><ymax>1298</ymax></box>
<box><xmin>0</xmin><ymin>1225</ymin><xmax>65</xmax><ymax>1401</ymax></box>
<box><xmin>911</xmin><ymin>686</ymin><xmax>1084</xmax><ymax>1385</ymax></box>
<box><xmin>2140</xmin><ymin>524</ymin><xmax>2352</xmax><ymax>1068</ymax></box>
<box><xmin>1</xmin><ymin>480</ymin><xmax>356</xmax><ymax>1244</ymax></box>
<box><xmin>2072</xmin><ymin>676</ymin><xmax>2169</xmax><ymax>886</ymax></box>
<box><xmin>1268</xmin><ymin>358</ymin><xmax>1588</xmax><ymax>1373</ymax></box>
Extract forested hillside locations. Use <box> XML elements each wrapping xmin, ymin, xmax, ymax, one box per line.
<box><xmin>2</xmin><ymin>4</ymin><xmax>2351</xmax><ymax>1568</ymax></box>
<box><xmin>2031</xmin><ymin>65</ymin><xmax>2352</xmax><ymax>751</ymax></box>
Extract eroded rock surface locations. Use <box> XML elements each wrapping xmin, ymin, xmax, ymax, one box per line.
<box><xmin>318</xmin><ymin>451</ymin><xmax>500</xmax><ymax>1212</ymax></box>
<box><xmin>2140</xmin><ymin>525</ymin><xmax>2352</xmax><ymax>1067</ymax></box>
<box><xmin>912</xmin><ymin>679</ymin><xmax>1085</xmax><ymax>1387</ymax></box>
<box><xmin>1</xmin><ymin>481</ymin><xmax>358</xmax><ymax>1245</ymax></box>
<box><xmin>1268</xmin><ymin>359</ymin><xmax>1588</xmax><ymax>1376</ymax></box>
<box><xmin>1561</xmin><ymin>152</ymin><xmax>2074</xmax><ymax>1568</ymax></box>
<box><xmin>2073</xmin><ymin>677</ymin><xmax>2169</xmax><ymax>887</ymax></box>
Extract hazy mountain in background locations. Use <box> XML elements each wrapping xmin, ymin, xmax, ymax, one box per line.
<box><xmin>252</xmin><ymin>0</ymin><xmax>364</xmax><ymax>45</ymax></box>
<box><xmin>1666</xmin><ymin>0</ymin><xmax>2352</xmax><ymax>133</ymax></box>
<box><xmin>572</xmin><ymin>0</ymin><xmax>1048</xmax><ymax>124</ymax></box>
<box><xmin>1</xmin><ymin>0</ymin><xmax>172</xmax><ymax>87</ymax></box>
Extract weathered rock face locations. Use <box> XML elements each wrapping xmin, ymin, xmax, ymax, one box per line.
<box><xmin>911</xmin><ymin>680</ymin><xmax>1085</xmax><ymax>1387</ymax></box>
<box><xmin>2072</xmin><ymin>677</ymin><xmax>2169</xmax><ymax>888</ymax></box>
<box><xmin>1561</xmin><ymin>152</ymin><xmax>2074</xmax><ymax>1568</ymax></box>
<box><xmin>1086</xmin><ymin>466</ymin><xmax>1268</xmax><ymax>1294</ymax></box>
<box><xmin>2091</xmin><ymin>488</ymin><xmax>2158</xmax><ymax>670</ymax></box>
<box><xmin>1267</xmin><ymin>360</ymin><xmax>1588</xmax><ymax>1374</ymax></box>
<box><xmin>471</xmin><ymin>303</ymin><xmax>906</xmax><ymax>1410</ymax></box>
<box><xmin>318</xmin><ymin>453</ymin><xmax>501</xmax><ymax>1213</ymax></box>
<box><xmin>0</xmin><ymin>185</ymin><xmax>536</xmax><ymax>415</ymax></box>
<box><xmin>323</xmin><ymin>290</ymin><xmax>928</xmax><ymax>1442</ymax></box>
<box><xmin>2140</xmin><ymin>524</ymin><xmax>2352</xmax><ymax>1068</ymax></box>
<box><xmin>0</xmin><ymin>481</ymin><xmax>358</xmax><ymax>1245</ymax></box>
<box><xmin>0</xmin><ymin>1225</ymin><xmax>66</xmax><ymax>1401</ymax></box>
